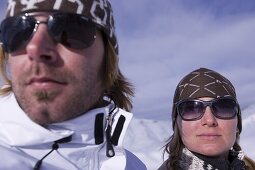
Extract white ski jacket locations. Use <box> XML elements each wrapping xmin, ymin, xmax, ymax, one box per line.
<box><xmin>0</xmin><ymin>93</ymin><xmax>146</xmax><ymax>170</ymax></box>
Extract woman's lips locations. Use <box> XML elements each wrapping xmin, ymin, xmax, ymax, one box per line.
<box><xmin>197</xmin><ymin>133</ymin><xmax>221</xmax><ymax>140</ymax></box>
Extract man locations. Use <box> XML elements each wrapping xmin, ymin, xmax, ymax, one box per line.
<box><xmin>0</xmin><ymin>0</ymin><xmax>146</xmax><ymax>169</ymax></box>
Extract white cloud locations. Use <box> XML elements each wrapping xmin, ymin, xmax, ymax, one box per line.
<box><xmin>112</xmin><ymin>0</ymin><xmax>255</xmax><ymax>120</ymax></box>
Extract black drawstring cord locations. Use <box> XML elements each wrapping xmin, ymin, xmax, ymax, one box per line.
<box><xmin>34</xmin><ymin>100</ymin><xmax>117</xmax><ymax>169</ymax></box>
<box><xmin>105</xmin><ymin>104</ymin><xmax>116</xmax><ymax>157</ymax></box>
<box><xmin>33</xmin><ymin>142</ymin><xmax>59</xmax><ymax>170</ymax></box>
<box><xmin>33</xmin><ymin>135</ymin><xmax>72</xmax><ymax>170</ymax></box>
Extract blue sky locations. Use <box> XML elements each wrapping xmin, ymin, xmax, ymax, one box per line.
<box><xmin>1</xmin><ymin>0</ymin><xmax>255</xmax><ymax>119</ymax></box>
<box><xmin>109</xmin><ymin>0</ymin><xmax>255</xmax><ymax>119</ymax></box>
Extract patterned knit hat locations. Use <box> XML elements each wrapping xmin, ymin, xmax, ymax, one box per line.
<box><xmin>173</xmin><ymin>67</ymin><xmax>236</xmax><ymax>102</ymax></box>
<box><xmin>5</xmin><ymin>0</ymin><xmax>118</xmax><ymax>54</ymax></box>
<box><xmin>172</xmin><ymin>68</ymin><xmax>242</xmax><ymax>132</ymax></box>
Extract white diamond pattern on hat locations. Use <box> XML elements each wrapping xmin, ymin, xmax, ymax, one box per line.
<box><xmin>176</xmin><ymin>68</ymin><xmax>236</xmax><ymax>101</ymax></box>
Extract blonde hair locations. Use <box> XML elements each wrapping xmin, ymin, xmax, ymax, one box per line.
<box><xmin>0</xmin><ymin>47</ymin><xmax>11</xmax><ymax>95</ymax></box>
<box><xmin>0</xmin><ymin>39</ymin><xmax>134</xmax><ymax>111</ymax></box>
<box><xmin>103</xmin><ymin>39</ymin><xmax>134</xmax><ymax>111</ymax></box>
<box><xmin>243</xmin><ymin>155</ymin><xmax>255</xmax><ymax>170</ymax></box>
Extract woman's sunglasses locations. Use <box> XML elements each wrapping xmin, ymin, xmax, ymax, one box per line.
<box><xmin>0</xmin><ymin>12</ymin><xmax>97</xmax><ymax>53</ymax></box>
<box><xmin>175</xmin><ymin>97</ymin><xmax>239</xmax><ymax>121</ymax></box>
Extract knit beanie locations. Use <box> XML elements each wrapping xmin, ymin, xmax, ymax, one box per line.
<box><xmin>5</xmin><ymin>0</ymin><xmax>118</xmax><ymax>54</ymax></box>
<box><xmin>172</xmin><ymin>68</ymin><xmax>242</xmax><ymax>132</ymax></box>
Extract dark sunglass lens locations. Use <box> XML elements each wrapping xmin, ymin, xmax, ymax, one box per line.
<box><xmin>0</xmin><ymin>16</ymin><xmax>35</xmax><ymax>52</ymax></box>
<box><xmin>48</xmin><ymin>14</ymin><xmax>96</xmax><ymax>49</ymax></box>
<box><xmin>212</xmin><ymin>98</ymin><xmax>238</xmax><ymax>119</ymax></box>
<box><xmin>178</xmin><ymin>101</ymin><xmax>204</xmax><ymax>120</ymax></box>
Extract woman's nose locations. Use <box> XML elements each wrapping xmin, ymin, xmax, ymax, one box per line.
<box><xmin>201</xmin><ymin>106</ymin><xmax>218</xmax><ymax>127</ymax></box>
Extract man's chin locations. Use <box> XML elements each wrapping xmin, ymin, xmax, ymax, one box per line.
<box><xmin>26</xmin><ymin>109</ymin><xmax>52</xmax><ymax>125</ymax></box>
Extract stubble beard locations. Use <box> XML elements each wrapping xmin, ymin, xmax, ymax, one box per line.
<box><xmin>12</xmin><ymin>66</ymin><xmax>104</xmax><ymax>125</ymax></box>
<box><xmin>34</xmin><ymin>90</ymin><xmax>57</xmax><ymax>101</ymax></box>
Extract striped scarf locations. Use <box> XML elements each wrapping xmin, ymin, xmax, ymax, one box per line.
<box><xmin>178</xmin><ymin>148</ymin><xmax>246</xmax><ymax>170</ymax></box>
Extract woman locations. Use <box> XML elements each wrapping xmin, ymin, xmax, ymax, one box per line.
<box><xmin>158</xmin><ymin>68</ymin><xmax>255</xmax><ymax>170</ymax></box>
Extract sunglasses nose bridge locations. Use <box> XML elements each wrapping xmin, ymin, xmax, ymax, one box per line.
<box><xmin>201</xmin><ymin>101</ymin><xmax>218</xmax><ymax>120</ymax></box>
<box><xmin>35</xmin><ymin>20</ymin><xmax>48</xmax><ymax>27</ymax></box>
<box><xmin>201</xmin><ymin>101</ymin><xmax>212</xmax><ymax>112</ymax></box>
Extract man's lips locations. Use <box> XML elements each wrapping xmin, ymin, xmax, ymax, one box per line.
<box><xmin>27</xmin><ymin>77</ymin><xmax>67</xmax><ymax>90</ymax></box>
<box><xmin>28</xmin><ymin>77</ymin><xmax>64</xmax><ymax>84</ymax></box>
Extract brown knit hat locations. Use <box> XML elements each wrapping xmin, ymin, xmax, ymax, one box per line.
<box><xmin>172</xmin><ymin>68</ymin><xmax>242</xmax><ymax>132</ymax></box>
<box><xmin>4</xmin><ymin>0</ymin><xmax>118</xmax><ymax>54</ymax></box>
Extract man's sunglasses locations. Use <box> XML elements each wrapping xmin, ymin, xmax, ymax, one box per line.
<box><xmin>0</xmin><ymin>12</ymin><xmax>97</xmax><ymax>53</ymax></box>
<box><xmin>175</xmin><ymin>97</ymin><xmax>239</xmax><ymax>121</ymax></box>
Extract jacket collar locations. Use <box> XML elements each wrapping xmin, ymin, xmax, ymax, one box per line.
<box><xmin>0</xmin><ymin>93</ymin><xmax>132</xmax><ymax>147</ymax></box>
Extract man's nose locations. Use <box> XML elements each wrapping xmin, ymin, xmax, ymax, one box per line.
<box><xmin>26</xmin><ymin>23</ymin><xmax>58</xmax><ymax>64</ymax></box>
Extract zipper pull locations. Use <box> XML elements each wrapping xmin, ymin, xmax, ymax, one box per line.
<box><xmin>105</xmin><ymin>113</ymin><xmax>115</xmax><ymax>157</ymax></box>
